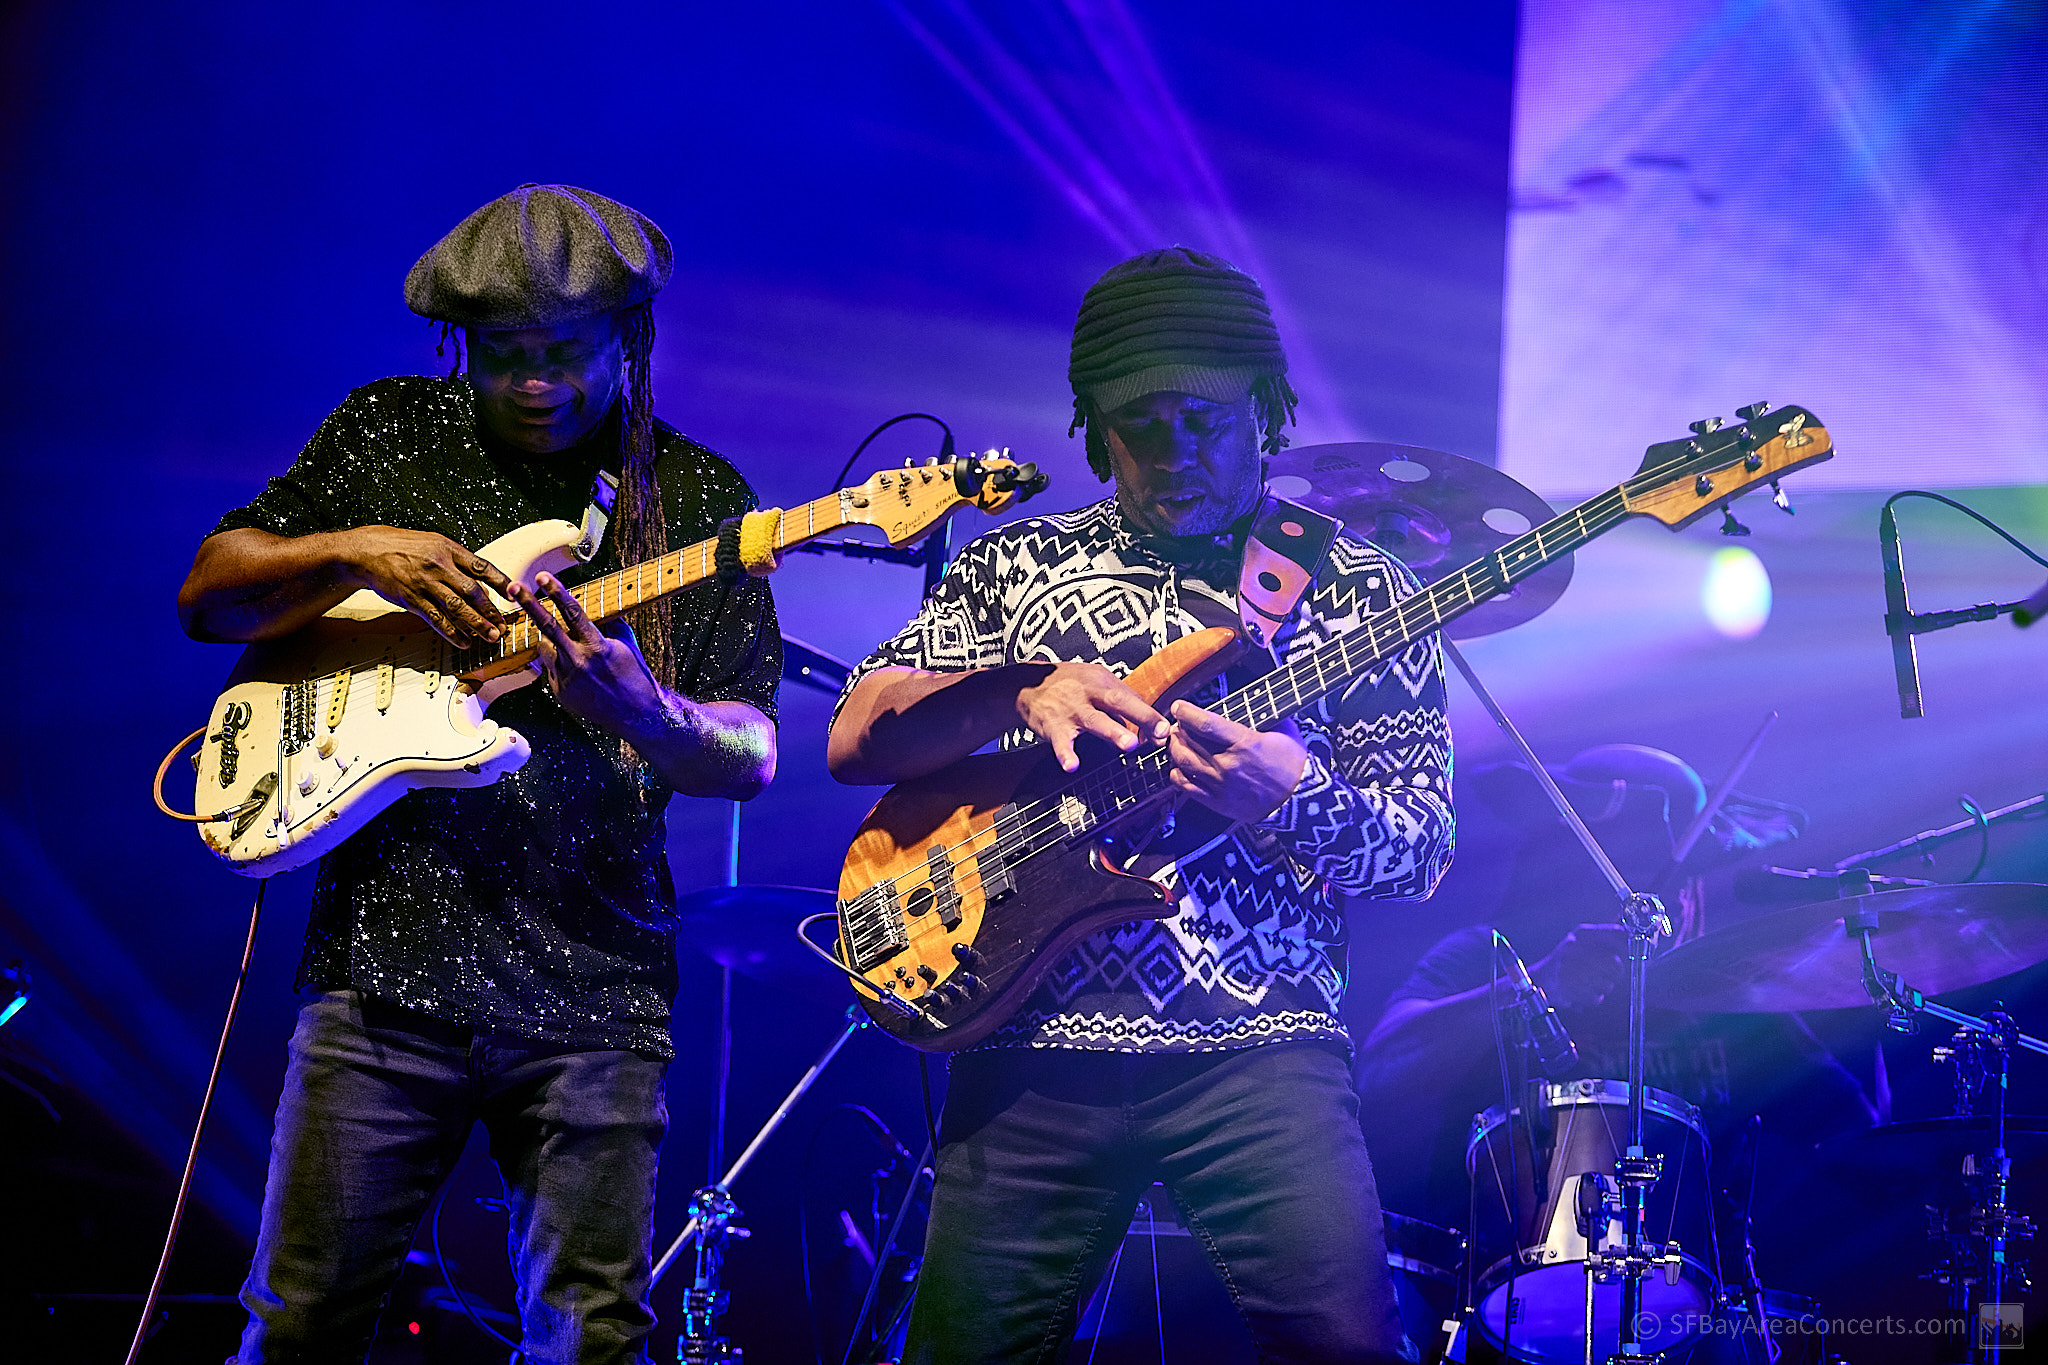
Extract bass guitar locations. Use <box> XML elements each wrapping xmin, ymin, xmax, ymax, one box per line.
<box><xmin>834</xmin><ymin>405</ymin><xmax>1834</xmax><ymax>1050</ymax></box>
<box><xmin>186</xmin><ymin>453</ymin><xmax>1046</xmax><ymax>875</ymax></box>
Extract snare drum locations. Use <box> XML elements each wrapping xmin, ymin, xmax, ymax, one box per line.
<box><xmin>1466</xmin><ymin>1078</ymin><xmax>1718</xmax><ymax>1363</ymax></box>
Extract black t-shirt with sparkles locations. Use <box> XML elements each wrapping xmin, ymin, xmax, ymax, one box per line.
<box><xmin>209</xmin><ymin>375</ymin><xmax>781</xmax><ymax>1059</ymax></box>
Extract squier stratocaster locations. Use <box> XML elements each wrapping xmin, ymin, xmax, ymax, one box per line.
<box><xmin>835</xmin><ymin>405</ymin><xmax>1834</xmax><ymax>1050</ymax></box>
<box><xmin>187</xmin><ymin>454</ymin><xmax>1046</xmax><ymax>875</ymax></box>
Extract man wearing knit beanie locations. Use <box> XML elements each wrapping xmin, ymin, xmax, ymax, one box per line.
<box><xmin>180</xmin><ymin>186</ymin><xmax>781</xmax><ymax>1363</ymax></box>
<box><xmin>831</xmin><ymin>248</ymin><xmax>1453</xmax><ymax>1362</ymax></box>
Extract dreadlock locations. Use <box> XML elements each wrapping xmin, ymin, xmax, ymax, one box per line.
<box><xmin>435</xmin><ymin>320</ymin><xmax>465</xmax><ymax>378</ymax></box>
<box><xmin>1070</xmin><ymin>371</ymin><xmax>1300</xmax><ymax>482</ymax></box>
<box><xmin>612</xmin><ymin>302</ymin><xmax>672</xmax><ymax>691</ymax></box>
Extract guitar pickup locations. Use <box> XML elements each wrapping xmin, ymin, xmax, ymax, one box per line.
<box><xmin>926</xmin><ymin>845</ymin><xmax>963</xmax><ymax>930</ymax></box>
<box><xmin>979</xmin><ymin>809</ymin><xmax>1019</xmax><ymax>901</ymax></box>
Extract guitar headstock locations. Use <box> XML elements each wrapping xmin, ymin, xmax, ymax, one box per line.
<box><xmin>1621</xmin><ymin>404</ymin><xmax>1833</xmax><ymax>530</ymax></box>
<box><xmin>850</xmin><ymin>450</ymin><xmax>1050</xmax><ymax>546</ymax></box>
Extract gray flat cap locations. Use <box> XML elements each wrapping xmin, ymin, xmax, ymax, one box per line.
<box><xmin>405</xmin><ymin>184</ymin><xmax>673</xmax><ymax>329</ymax></box>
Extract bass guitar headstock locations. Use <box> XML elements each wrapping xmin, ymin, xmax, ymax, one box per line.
<box><xmin>1621</xmin><ymin>403</ymin><xmax>1833</xmax><ymax>530</ymax></box>
<box><xmin>851</xmin><ymin>450</ymin><xmax>1050</xmax><ymax>546</ymax></box>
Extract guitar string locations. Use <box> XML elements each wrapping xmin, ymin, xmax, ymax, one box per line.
<box><xmin>276</xmin><ymin>488</ymin><xmax>868</xmax><ymax>700</ymax></box>
<box><xmin>858</xmin><ymin>489</ymin><xmax>1620</xmax><ymax>929</ymax></box>
<box><xmin>849</xmin><ymin>419</ymin><xmax>1812</xmax><ymax>930</ymax></box>
<box><xmin>969</xmin><ymin>488</ymin><xmax>1634</xmax><ymax>874</ymax></box>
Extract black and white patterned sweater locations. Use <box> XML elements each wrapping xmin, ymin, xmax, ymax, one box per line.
<box><xmin>837</xmin><ymin>498</ymin><xmax>1454</xmax><ymax>1054</ymax></box>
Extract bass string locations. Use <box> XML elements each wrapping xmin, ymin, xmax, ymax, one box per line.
<box><xmin>848</xmin><ymin>449</ymin><xmax>1762</xmax><ymax>930</ymax></box>
<box><xmin>976</xmin><ymin>492</ymin><xmax>1618</xmax><ymax>866</ymax></box>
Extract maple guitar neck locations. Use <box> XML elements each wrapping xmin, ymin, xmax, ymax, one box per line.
<box><xmin>469</xmin><ymin>489</ymin><xmax>857</xmax><ymax>680</ymax></box>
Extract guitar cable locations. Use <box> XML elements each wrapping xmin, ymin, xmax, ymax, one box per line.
<box><xmin>152</xmin><ymin>726</ymin><xmax>266</xmax><ymax>825</ymax></box>
<box><xmin>121</xmin><ymin>876</ymin><xmax>267</xmax><ymax>1365</ymax></box>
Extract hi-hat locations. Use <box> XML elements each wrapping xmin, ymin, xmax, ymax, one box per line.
<box><xmin>1653</xmin><ymin>883</ymin><xmax>2048</xmax><ymax>1013</ymax></box>
<box><xmin>676</xmin><ymin>884</ymin><xmax>843</xmax><ymax>999</ymax></box>
<box><xmin>1264</xmin><ymin>442</ymin><xmax>1571</xmax><ymax>638</ymax></box>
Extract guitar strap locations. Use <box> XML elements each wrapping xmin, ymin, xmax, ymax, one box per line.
<box><xmin>573</xmin><ymin>469</ymin><xmax>620</xmax><ymax>563</ymax></box>
<box><xmin>1237</xmin><ymin>492</ymin><xmax>1342</xmax><ymax>659</ymax></box>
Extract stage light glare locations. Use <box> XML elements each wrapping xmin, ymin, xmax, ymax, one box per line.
<box><xmin>1702</xmin><ymin>546</ymin><xmax>1771</xmax><ymax>638</ymax></box>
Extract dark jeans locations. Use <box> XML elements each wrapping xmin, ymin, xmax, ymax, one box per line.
<box><xmin>905</xmin><ymin>1042</ymin><xmax>1410</xmax><ymax>1365</ymax></box>
<box><xmin>236</xmin><ymin>989</ymin><xmax>667</xmax><ymax>1365</ymax></box>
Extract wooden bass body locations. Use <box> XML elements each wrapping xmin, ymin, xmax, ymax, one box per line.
<box><xmin>836</xmin><ymin>629</ymin><xmax>1243</xmax><ymax>1051</ymax></box>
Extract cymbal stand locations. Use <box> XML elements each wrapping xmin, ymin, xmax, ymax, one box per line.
<box><xmin>1852</xmin><ymin>905</ymin><xmax>2046</xmax><ymax>1363</ymax></box>
<box><xmin>655</xmin><ymin>1006</ymin><xmax>873</xmax><ymax>1363</ymax></box>
<box><xmin>1444</xmin><ymin>643</ymin><xmax>1675</xmax><ymax>1365</ymax></box>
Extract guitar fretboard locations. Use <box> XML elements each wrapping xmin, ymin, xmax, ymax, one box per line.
<box><xmin>490</xmin><ymin>489</ymin><xmax>854</xmax><ymax>664</ymax></box>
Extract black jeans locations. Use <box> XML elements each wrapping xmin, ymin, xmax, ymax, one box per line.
<box><xmin>235</xmin><ymin>989</ymin><xmax>667</xmax><ymax>1364</ymax></box>
<box><xmin>905</xmin><ymin>1042</ymin><xmax>1410</xmax><ymax>1365</ymax></box>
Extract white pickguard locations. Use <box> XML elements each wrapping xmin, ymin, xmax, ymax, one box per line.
<box><xmin>194</xmin><ymin>519</ymin><xmax>590</xmax><ymax>876</ymax></box>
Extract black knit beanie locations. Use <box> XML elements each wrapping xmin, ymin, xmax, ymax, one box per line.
<box><xmin>1068</xmin><ymin>247</ymin><xmax>1289</xmax><ymax>412</ymax></box>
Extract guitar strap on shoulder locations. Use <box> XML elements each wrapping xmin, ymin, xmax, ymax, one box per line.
<box><xmin>1238</xmin><ymin>492</ymin><xmax>1342</xmax><ymax>657</ymax></box>
<box><xmin>573</xmin><ymin>469</ymin><xmax>620</xmax><ymax>563</ymax></box>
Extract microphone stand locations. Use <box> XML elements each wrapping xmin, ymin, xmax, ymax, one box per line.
<box><xmin>1850</xmin><ymin>899</ymin><xmax>2046</xmax><ymax>1364</ymax></box>
<box><xmin>1880</xmin><ymin>491</ymin><xmax>2038</xmax><ymax>719</ymax></box>
<box><xmin>1444</xmin><ymin>642</ymin><xmax>1677</xmax><ymax>1365</ymax></box>
<box><xmin>658</xmin><ymin>1007</ymin><xmax>875</xmax><ymax>1364</ymax></box>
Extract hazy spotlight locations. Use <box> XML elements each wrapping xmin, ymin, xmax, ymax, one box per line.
<box><xmin>1701</xmin><ymin>546</ymin><xmax>1772</xmax><ymax>638</ymax></box>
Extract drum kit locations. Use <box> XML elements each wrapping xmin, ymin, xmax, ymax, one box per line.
<box><xmin>662</xmin><ymin>442</ymin><xmax>2047</xmax><ymax>1365</ymax></box>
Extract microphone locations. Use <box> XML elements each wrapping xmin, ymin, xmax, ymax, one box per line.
<box><xmin>1495</xmin><ymin>934</ymin><xmax>1579</xmax><ymax>1076</ymax></box>
<box><xmin>2017</xmin><ymin>576</ymin><xmax>2048</xmax><ymax>628</ymax></box>
<box><xmin>1879</xmin><ymin>503</ymin><xmax>1924</xmax><ymax>719</ymax></box>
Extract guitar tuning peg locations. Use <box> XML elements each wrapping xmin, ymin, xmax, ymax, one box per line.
<box><xmin>1689</xmin><ymin>417</ymin><xmax>1725</xmax><ymax>436</ymax></box>
<box><xmin>1719</xmin><ymin>504</ymin><xmax>1751</xmax><ymax>537</ymax></box>
<box><xmin>1771</xmin><ymin>481</ymin><xmax>1794</xmax><ymax>515</ymax></box>
<box><xmin>1735</xmin><ymin>402</ymin><xmax>1771</xmax><ymax>422</ymax></box>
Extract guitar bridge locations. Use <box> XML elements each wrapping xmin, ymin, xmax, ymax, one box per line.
<box><xmin>839</xmin><ymin>884</ymin><xmax>909</xmax><ymax>972</ymax></box>
<box><xmin>281</xmin><ymin>680</ymin><xmax>316</xmax><ymax>755</ymax></box>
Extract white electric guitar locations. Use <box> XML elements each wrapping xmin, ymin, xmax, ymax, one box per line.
<box><xmin>185</xmin><ymin>454</ymin><xmax>1047</xmax><ymax>876</ymax></box>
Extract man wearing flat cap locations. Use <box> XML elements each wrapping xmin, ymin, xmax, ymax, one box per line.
<box><xmin>830</xmin><ymin>247</ymin><xmax>1453</xmax><ymax>1363</ymax></box>
<box><xmin>180</xmin><ymin>185</ymin><xmax>780</xmax><ymax>1362</ymax></box>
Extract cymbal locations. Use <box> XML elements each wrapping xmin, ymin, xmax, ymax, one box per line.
<box><xmin>1819</xmin><ymin>1116</ymin><xmax>2048</xmax><ymax>1177</ymax></box>
<box><xmin>1263</xmin><ymin>442</ymin><xmax>1572</xmax><ymax>638</ymax></box>
<box><xmin>1654</xmin><ymin>883</ymin><xmax>2048</xmax><ymax>1013</ymax></box>
<box><xmin>675</xmin><ymin>884</ymin><xmax>845</xmax><ymax>999</ymax></box>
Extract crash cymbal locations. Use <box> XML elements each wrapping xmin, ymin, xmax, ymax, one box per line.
<box><xmin>1819</xmin><ymin>1116</ymin><xmax>2048</xmax><ymax>1177</ymax></box>
<box><xmin>676</xmin><ymin>884</ymin><xmax>844</xmax><ymax>999</ymax></box>
<box><xmin>1263</xmin><ymin>442</ymin><xmax>1571</xmax><ymax>638</ymax></box>
<box><xmin>1654</xmin><ymin>883</ymin><xmax>2048</xmax><ymax>1013</ymax></box>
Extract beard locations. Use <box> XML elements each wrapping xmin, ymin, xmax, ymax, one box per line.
<box><xmin>1118</xmin><ymin>458</ymin><xmax>1265</xmax><ymax>537</ymax></box>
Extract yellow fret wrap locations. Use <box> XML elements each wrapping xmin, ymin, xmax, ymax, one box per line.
<box><xmin>738</xmin><ymin>508</ymin><xmax>784</xmax><ymax>576</ymax></box>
